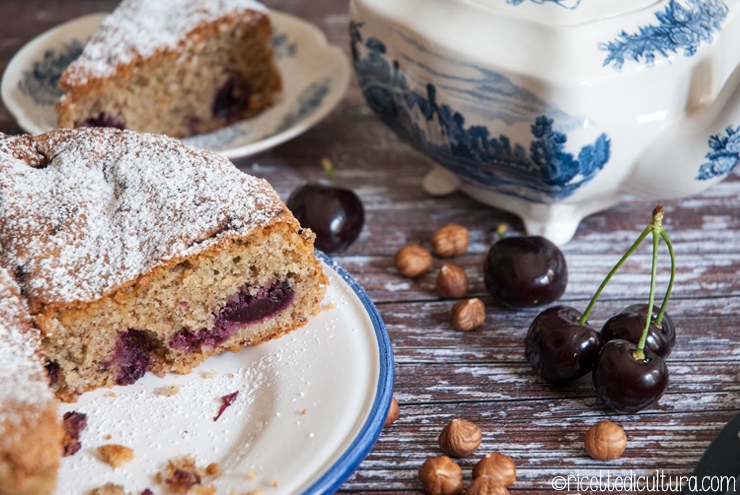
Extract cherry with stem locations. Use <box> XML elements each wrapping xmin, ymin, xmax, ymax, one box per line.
<box><xmin>592</xmin><ymin>206</ymin><xmax>676</xmax><ymax>413</ymax></box>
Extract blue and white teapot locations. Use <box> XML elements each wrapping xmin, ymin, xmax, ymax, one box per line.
<box><xmin>349</xmin><ymin>0</ymin><xmax>740</xmax><ymax>243</ymax></box>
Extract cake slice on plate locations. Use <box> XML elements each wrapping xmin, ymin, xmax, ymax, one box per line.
<box><xmin>0</xmin><ymin>127</ymin><xmax>327</xmax><ymax>403</ymax></box>
<box><xmin>56</xmin><ymin>0</ymin><xmax>282</xmax><ymax>137</ymax></box>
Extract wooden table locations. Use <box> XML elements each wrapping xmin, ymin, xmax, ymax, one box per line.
<box><xmin>2</xmin><ymin>1</ymin><xmax>740</xmax><ymax>494</ymax></box>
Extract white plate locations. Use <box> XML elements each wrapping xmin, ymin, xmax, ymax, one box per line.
<box><xmin>56</xmin><ymin>252</ymin><xmax>393</xmax><ymax>495</ymax></box>
<box><xmin>1</xmin><ymin>11</ymin><xmax>350</xmax><ymax>159</ymax></box>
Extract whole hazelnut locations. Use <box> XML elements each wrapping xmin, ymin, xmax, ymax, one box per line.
<box><xmin>436</xmin><ymin>263</ymin><xmax>468</xmax><ymax>299</ymax></box>
<box><xmin>432</xmin><ymin>224</ymin><xmax>469</xmax><ymax>258</ymax></box>
<box><xmin>451</xmin><ymin>298</ymin><xmax>486</xmax><ymax>331</ymax></box>
<box><xmin>439</xmin><ymin>418</ymin><xmax>482</xmax><ymax>458</ymax></box>
<box><xmin>472</xmin><ymin>453</ymin><xmax>516</xmax><ymax>487</ymax></box>
<box><xmin>418</xmin><ymin>455</ymin><xmax>463</xmax><ymax>495</ymax></box>
<box><xmin>584</xmin><ymin>420</ymin><xmax>627</xmax><ymax>461</ymax></box>
<box><xmin>384</xmin><ymin>397</ymin><xmax>399</xmax><ymax>427</ymax></box>
<box><xmin>465</xmin><ymin>476</ymin><xmax>510</xmax><ymax>495</ymax></box>
<box><xmin>395</xmin><ymin>244</ymin><xmax>433</xmax><ymax>278</ymax></box>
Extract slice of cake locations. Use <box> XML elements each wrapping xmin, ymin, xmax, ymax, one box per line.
<box><xmin>0</xmin><ymin>127</ymin><xmax>327</xmax><ymax>403</ymax></box>
<box><xmin>56</xmin><ymin>0</ymin><xmax>282</xmax><ymax>137</ymax></box>
<box><xmin>0</xmin><ymin>268</ymin><xmax>62</xmax><ymax>495</ymax></box>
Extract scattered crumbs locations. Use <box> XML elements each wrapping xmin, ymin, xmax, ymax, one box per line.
<box><xmin>105</xmin><ymin>434</ymin><xmax>113</xmax><ymax>441</ymax></box>
<box><xmin>107</xmin><ymin>391</ymin><xmax>117</xmax><ymax>398</ymax></box>
<box><xmin>321</xmin><ymin>302</ymin><xmax>336</xmax><ymax>310</ymax></box>
<box><xmin>202</xmin><ymin>370</ymin><xmax>218</xmax><ymax>379</ymax></box>
<box><xmin>97</xmin><ymin>444</ymin><xmax>135</xmax><ymax>468</ymax></box>
<box><xmin>205</xmin><ymin>462</ymin><xmax>220</xmax><ymax>476</ymax></box>
<box><xmin>154</xmin><ymin>385</ymin><xmax>181</xmax><ymax>397</ymax></box>
<box><xmin>271</xmin><ymin>479</ymin><xmax>279</xmax><ymax>488</ymax></box>
<box><xmin>62</xmin><ymin>410</ymin><xmax>88</xmax><ymax>457</ymax></box>
<box><xmin>89</xmin><ymin>483</ymin><xmax>128</xmax><ymax>495</ymax></box>
<box><xmin>157</xmin><ymin>454</ymin><xmax>217</xmax><ymax>494</ymax></box>
<box><xmin>300</xmin><ymin>409</ymin><xmax>307</xmax><ymax>415</ymax></box>
<box><xmin>245</xmin><ymin>469</ymin><xmax>259</xmax><ymax>480</ymax></box>
<box><xmin>214</xmin><ymin>391</ymin><xmax>239</xmax><ymax>421</ymax></box>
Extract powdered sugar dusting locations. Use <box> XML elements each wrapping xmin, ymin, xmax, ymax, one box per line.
<box><xmin>0</xmin><ymin>128</ymin><xmax>285</xmax><ymax>308</ymax></box>
<box><xmin>0</xmin><ymin>268</ymin><xmax>55</xmax><ymax>435</ymax></box>
<box><xmin>62</xmin><ymin>0</ymin><xmax>268</xmax><ymax>86</ymax></box>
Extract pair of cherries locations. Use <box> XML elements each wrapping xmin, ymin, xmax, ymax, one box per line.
<box><xmin>524</xmin><ymin>206</ymin><xmax>677</xmax><ymax>413</ymax></box>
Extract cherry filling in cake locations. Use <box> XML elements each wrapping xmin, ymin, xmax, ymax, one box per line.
<box><xmin>107</xmin><ymin>329</ymin><xmax>157</xmax><ymax>386</ymax></box>
<box><xmin>212</xmin><ymin>77</ymin><xmax>252</xmax><ymax>120</ymax></box>
<box><xmin>170</xmin><ymin>280</ymin><xmax>294</xmax><ymax>354</ymax></box>
<box><xmin>77</xmin><ymin>113</ymin><xmax>126</xmax><ymax>130</ymax></box>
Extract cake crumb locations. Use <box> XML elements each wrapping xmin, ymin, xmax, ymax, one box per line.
<box><xmin>97</xmin><ymin>444</ymin><xmax>135</xmax><ymax>468</ymax></box>
<box><xmin>205</xmin><ymin>462</ymin><xmax>220</xmax><ymax>476</ymax></box>
<box><xmin>246</xmin><ymin>469</ymin><xmax>258</xmax><ymax>480</ymax></box>
<box><xmin>202</xmin><ymin>370</ymin><xmax>217</xmax><ymax>379</ymax></box>
<box><xmin>154</xmin><ymin>385</ymin><xmax>181</xmax><ymax>397</ymax></box>
<box><xmin>107</xmin><ymin>391</ymin><xmax>117</xmax><ymax>398</ymax></box>
<box><xmin>62</xmin><ymin>411</ymin><xmax>88</xmax><ymax>457</ymax></box>
<box><xmin>105</xmin><ymin>434</ymin><xmax>112</xmax><ymax>440</ymax></box>
<box><xmin>158</xmin><ymin>454</ymin><xmax>217</xmax><ymax>494</ymax></box>
<box><xmin>89</xmin><ymin>484</ymin><xmax>128</xmax><ymax>495</ymax></box>
<box><xmin>300</xmin><ymin>409</ymin><xmax>307</xmax><ymax>415</ymax></box>
<box><xmin>271</xmin><ymin>479</ymin><xmax>279</xmax><ymax>488</ymax></box>
<box><xmin>213</xmin><ymin>391</ymin><xmax>239</xmax><ymax>421</ymax></box>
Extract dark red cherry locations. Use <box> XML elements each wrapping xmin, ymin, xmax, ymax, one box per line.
<box><xmin>286</xmin><ymin>183</ymin><xmax>364</xmax><ymax>253</ymax></box>
<box><xmin>525</xmin><ymin>305</ymin><xmax>603</xmax><ymax>384</ymax></box>
<box><xmin>484</xmin><ymin>236</ymin><xmax>567</xmax><ymax>308</ymax></box>
<box><xmin>601</xmin><ymin>304</ymin><xmax>676</xmax><ymax>358</ymax></box>
<box><xmin>592</xmin><ymin>339</ymin><xmax>669</xmax><ymax>413</ymax></box>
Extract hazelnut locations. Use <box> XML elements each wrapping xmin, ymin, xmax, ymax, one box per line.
<box><xmin>395</xmin><ymin>244</ymin><xmax>433</xmax><ymax>278</ymax></box>
<box><xmin>472</xmin><ymin>453</ymin><xmax>516</xmax><ymax>487</ymax></box>
<box><xmin>384</xmin><ymin>397</ymin><xmax>399</xmax><ymax>427</ymax></box>
<box><xmin>436</xmin><ymin>263</ymin><xmax>468</xmax><ymax>298</ymax></box>
<box><xmin>451</xmin><ymin>298</ymin><xmax>485</xmax><ymax>331</ymax></box>
<box><xmin>439</xmin><ymin>418</ymin><xmax>482</xmax><ymax>457</ymax></box>
<box><xmin>584</xmin><ymin>420</ymin><xmax>627</xmax><ymax>461</ymax></box>
<box><xmin>465</xmin><ymin>476</ymin><xmax>510</xmax><ymax>495</ymax></box>
<box><xmin>432</xmin><ymin>224</ymin><xmax>469</xmax><ymax>258</ymax></box>
<box><xmin>418</xmin><ymin>456</ymin><xmax>463</xmax><ymax>495</ymax></box>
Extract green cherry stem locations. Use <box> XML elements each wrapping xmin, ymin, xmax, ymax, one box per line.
<box><xmin>321</xmin><ymin>156</ymin><xmax>338</xmax><ymax>186</ymax></box>
<box><xmin>654</xmin><ymin>227</ymin><xmax>676</xmax><ymax>326</ymax></box>
<box><xmin>577</xmin><ymin>224</ymin><xmax>651</xmax><ymax>326</ymax></box>
<box><xmin>635</xmin><ymin>208</ymin><xmax>664</xmax><ymax>360</ymax></box>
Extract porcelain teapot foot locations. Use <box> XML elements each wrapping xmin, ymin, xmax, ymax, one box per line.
<box><xmin>423</xmin><ymin>166</ymin><xmax>621</xmax><ymax>245</ymax></box>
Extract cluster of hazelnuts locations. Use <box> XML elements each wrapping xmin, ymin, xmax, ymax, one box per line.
<box><xmin>386</xmin><ymin>399</ymin><xmax>627</xmax><ymax>495</ymax></box>
<box><xmin>421</xmin><ymin>418</ymin><xmax>515</xmax><ymax>495</ymax></box>
<box><xmin>394</xmin><ymin>223</ymin><xmax>485</xmax><ymax>331</ymax></box>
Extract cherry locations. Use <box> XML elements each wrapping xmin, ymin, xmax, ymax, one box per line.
<box><xmin>483</xmin><ymin>236</ymin><xmax>567</xmax><ymax>308</ymax></box>
<box><xmin>525</xmin><ymin>305</ymin><xmax>603</xmax><ymax>384</ymax></box>
<box><xmin>287</xmin><ymin>158</ymin><xmax>365</xmax><ymax>253</ymax></box>
<box><xmin>601</xmin><ymin>304</ymin><xmax>676</xmax><ymax>358</ymax></box>
<box><xmin>592</xmin><ymin>339</ymin><xmax>669</xmax><ymax>413</ymax></box>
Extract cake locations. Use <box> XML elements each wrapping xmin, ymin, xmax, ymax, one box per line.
<box><xmin>0</xmin><ymin>268</ymin><xmax>62</xmax><ymax>495</ymax></box>
<box><xmin>0</xmin><ymin>127</ymin><xmax>327</xmax><ymax>404</ymax></box>
<box><xmin>56</xmin><ymin>0</ymin><xmax>282</xmax><ymax>137</ymax></box>
<box><xmin>0</xmin><ymin>127</ymin><xmax>327</xmax><ymax>493</ymax></box>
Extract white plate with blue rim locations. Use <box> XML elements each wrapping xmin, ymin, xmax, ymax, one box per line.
<box><xmin>1</xmin><ymin>11</ymin><xmax>350</xmax><ymax>159</ymax></box>
<box><xmin>56</xmin><ymin>252</ymin><xmax>393</xmax><ymax>494</ymax></box>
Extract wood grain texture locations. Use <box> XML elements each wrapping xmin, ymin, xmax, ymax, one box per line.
<box><xmin>1</xmin><ymin>1</ymin><xmax>739</xmax><ymax>494</ymax></box>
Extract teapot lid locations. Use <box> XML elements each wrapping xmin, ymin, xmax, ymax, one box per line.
<box><xmin>468</xmin><ymin>0</ymin><xmax>662</xmax><ymax>26</ymax></box>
